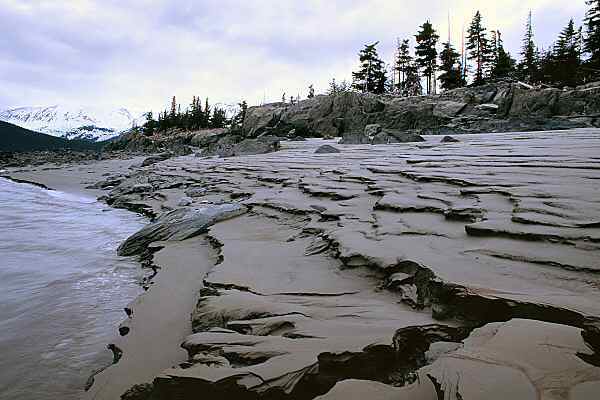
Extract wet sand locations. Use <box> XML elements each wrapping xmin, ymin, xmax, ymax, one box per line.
<box><xmin>5</xmin><ymin>129</ymin><xmax>600</xmax><ymax>399</ymax></box>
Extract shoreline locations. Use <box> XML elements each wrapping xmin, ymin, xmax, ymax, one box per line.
<box><xmin>4</xmin><ymin>131</ymin><xmax>600</xmax><ymax>399</ymax></box>
<box><xmin>3</xmin><ymin>156</ymin><xmax>223</xmax><ymax>399</ymax></box>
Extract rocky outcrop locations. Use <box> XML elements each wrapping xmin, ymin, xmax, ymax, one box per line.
<box><xmin>241</xmin><ymin>82</ymin><xmax>600</xmax><ymax>138</ymax></box>
<box><xmin>339</xmin><ymin>124</ymin><xmax>425</xmax><ymax>145</ymax></box>
<box><xmin>201</xmin><ymin>135</ymin><xmax>282</xmax><ymax>157</ymax></box>
<box><xmin>315</xmin><ymin>145</ymin><xmax>341</xmax><ymax>154</ymax></box>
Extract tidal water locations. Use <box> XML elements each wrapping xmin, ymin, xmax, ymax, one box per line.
<box><xmin>0</xmin><ymin>178</ymin><xmax>146</xmax><ymax>400</ymax></box>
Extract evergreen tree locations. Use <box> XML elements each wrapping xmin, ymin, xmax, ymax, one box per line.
<box><xmin>239</xmin><ymin>100</ymin><xmax>248</xmax><ymax>121</ymax></box>
<box><xmin>395</xmin><ymin>39</ymin><xmax>413</xmax><ymax>95</ymax></box>
<box><xmin>307</xmin><ymin>85</ymin><xmax>315</xmax><ymax>98</ymax></box>
<box><xmin>438</xmin><ymin>41</ymin><xmax>465</xmax><ymax>90</ymax></box>
<box><xmin>170</xmin><ymin>96</ymin><xmax>177</xmax><ymax>118</ymax></box>
<box><xmin>466</xmin><ymin>11</ymin><xmax>491</xmax><ymax>85</ymax></box>
<box><xmin>210</xmin><ymin>107</ymin><xmax>228</xmax><ymax>128</ymax></box>
<box><xmin>493</xmin><ymin>36</ymin><xmax>517</xmax><ymax>79</ymax></box>
<box><xmin>518</xmin><ymin>11</ymin><xmax>539</xmax><ymax>83</ymax></box>
<box><xmin>328</xmin><ymin>79</ymin><xmax>339</xmax><ymax>95</ymax></box>
<box><xmin>538</xmin><ymin>48</ymin><xmax>555</xmax><ymax>84</ymax></box>
<box><xmin>143</xmin><ymin>111</ymin><xmax>155</xmax><ymax>135</ymax></box>
<box><xmin>415</xmin><ymin>21</ymin><xmax>440</xmax><ymax>94</ymax></box>
<box><xmin>352</xmin><ymin>42</ymin><xmax>387</xmax><ymax>94</ymax></box>
<box><xmin>552</xmin><ymin>19</ymin><xmax>582</xmax><ymax>86</ymax></box>
<box><xmin>585</xmin><ymin>0</ymin><xmax>600</xmax><ymax>68</ymax></box>
<box><xmin>404</xmin><ymin>62</ymin><xmax>423</xmax><ymax>96</ymax></box>
<box><xmin>203</xmin><ymin>98</ymin><xmax>211</xmax><ymax>127</ymax></box>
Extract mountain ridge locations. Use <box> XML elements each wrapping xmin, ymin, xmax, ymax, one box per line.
<box><xmin>0</xmin><ymin>105</ymin><xmax>146</xmax><ymax>141</ymax></box>
<box><xmin>0</xmin><ymin>120</ymin><xmax>101</xmax><ymax>152</ymax></box>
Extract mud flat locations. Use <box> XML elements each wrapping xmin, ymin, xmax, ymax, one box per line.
<box><xmin>6</xmin><ymin>129</ymin><xmax>600</xmax><ymax>400</ymax></box>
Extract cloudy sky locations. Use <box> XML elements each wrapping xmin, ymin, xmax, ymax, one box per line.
<box><xmin>0</xmin><ymin>0</ymin><xmax>587</xmax><ymax>113</ymax></box>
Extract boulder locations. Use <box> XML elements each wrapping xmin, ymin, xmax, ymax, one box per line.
<box><xmin>364</xmin><ymin>124</ymin><xmax>382</xmax><ymax>138</ymax></box>
<box><xmin>190</xmin><ymin>128</ymin><xmax>228</xmax><ymax>147</ymax></box>
<box><xmin>141</xmin><ymin>153</ymin><xmax>172</xmax><ymax>167</ymax></box>
<box><xmin>315</xmin><ymin>145</ymin><xmax>340</xmax><ymax>154</ymax></box>
<box><xmin>383</xmin><ymin>130</ymin><xmax>425</xmax><ymax>143</ymax></box>
<box><xmin>432</xmin><ymin>101</ymin><xmax>467</xmax><ymax>118</ymax></box>
<box><xmin>242</xmin><ymin>104</ymin><xmax>284</xmax><ymax>137</ymax></box>
<box><xmin>205</xmin><ymin>134</ymin><xmax>242</xmax><ymax>157</ymax></box>
<box><xmin>371</xmin><ymin>131</ymin><xmax>396</xmax><ymax>144</ymax></box>
<box><xmin>232</xmin><ymin>136</ymin><xmax>281</xmax><ymax>156</ymax></box>
<box><xmin>339</xmin><ymin>131</ymin><xmax>370</xmax><ymax>144</ymax></box>
<box><xmin>117</xmin><ymin>204</ymin><xmax>247</xmax><ymax>256</ymax></box>
<box><xmin>441</xmin><ymin>135</ymin><xmax>460</xmax><ymax>143</ymax></box>
<box><xmin>509</xmin><ymin>87</ymin><xmax>561</xmax><ymax>117</ymax></box>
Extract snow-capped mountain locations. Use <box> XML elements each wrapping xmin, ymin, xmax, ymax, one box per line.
<box><xmin>0</xmin><ymin>106</ymin><xmax>147</xmax><ymax>141</ymax></box>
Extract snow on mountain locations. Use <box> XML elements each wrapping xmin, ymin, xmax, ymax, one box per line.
<box><xmin>0</xmin><ymin>105</ymin><xmax>147</xmax><ymax>141</ymax></box>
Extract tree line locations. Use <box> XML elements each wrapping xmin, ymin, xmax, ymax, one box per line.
<box><xmin>142</xmin><ymin>96</ymin><xmax>248</xmax><ymax>135</ymax></box>
<box><xmin>349</xmin><ymin>1</ymin><xmax>600</xmax><ymax>96</ymax></box>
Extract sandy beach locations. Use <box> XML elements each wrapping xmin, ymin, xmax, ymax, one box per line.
<box><xmin>4</xmin><ymin>130</ymin><xmax>600</xmax><ymax>399</ymax></box>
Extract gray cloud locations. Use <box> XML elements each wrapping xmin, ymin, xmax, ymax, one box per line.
<box><xmin>0</xmin><ymin>0</ymin><xmax>587</xmax><ymax>112</ymax></box>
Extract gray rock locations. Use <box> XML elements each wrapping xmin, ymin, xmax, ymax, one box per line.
<box><xmin>364</xmin><ymin>124</ymin><xmax>382</xmax><ymax>138</ymax></box>
<box><xmin>117</xmin><ymin>204</ymin><xmax>247</xmax><ymax>256</ymax></box>
<box><xmin>238</xmin><ymin>82</ymin><xmax>600</xmax><ymax>140</ymax></box>
<box><xmin>441</xmin><ymin>135</ymin><xmax>460</xmax><ymax>143</ymax></box>
<box><xmin>141</xmin><ymin>153</ymin><xmax>172</xmax><ymax>167</ymax></box>
<box><xmin>190</xmin><ymin>128</ymin><xmax>228</xmax><ymax>147</ymax></box>
<box><xmin>371</xmin><ymin>131</ymin><xmax>396</xmax><ymax>144</ymax></box>
<box><xmin>232</xmin><ymin>136</ymin><xmax>281</xmax><ymax>156</ymax></box>
<box><xmin>339</xmin><ymin>131</ymin><xmax>370</xmax><ymax>144</ymax></box>
<box><xmin>432</xmin><ymin>100</ymin><xmax>468</xmax><ymax>118</ymax></box>
<box><xmin>383</xmin><ymin>130</ymin><xmax>425</xmax><ymax>143</ymax></box>
<box><xmin>203</xmin><ymin>135</ymin><xmax>281</xmax><ymax>157</ymax></box>
<box><xmin>314</xmin><ymin>145</ymin><xmax>340</xmax><ymax>154</ymax></box>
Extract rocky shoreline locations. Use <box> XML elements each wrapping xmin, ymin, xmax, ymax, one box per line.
<box><xmin>100</xmin><ymin>81</ymin><xmax>600</xmax><ymax>159</ymax></box>
<box><xmin>4</xmin><ymin>129</ymin><xmax>600</xmax><ymax>400</ymax></box>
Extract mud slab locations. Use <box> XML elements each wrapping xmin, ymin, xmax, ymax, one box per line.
<box><xmin>9</xmin><ymin>130</ymin><xmax>600</xmax><ymax>399</ymax></box>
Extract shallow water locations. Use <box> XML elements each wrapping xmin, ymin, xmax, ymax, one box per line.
<box><xmin>0</xmin><ymin>178</ymin><xmax>146</xmax><ymax>400</ymax></box>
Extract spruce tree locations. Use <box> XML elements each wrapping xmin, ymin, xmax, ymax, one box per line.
<box><xmin>552</xmin><ymin>19</ymin><xmax>582</xmax><ymax>86</ymax></box>
<box><xmin>143</xmin><ymin>111</ymin><xmax>155</xmax><ymax>135</ymax></box>
<box><xmin>415</xmin><ymin>21</ymin><xmax>440</xmax><ymax>94</ymax></box>
<box><xmin>307</xmin><ymin>85</ymin><xmax>315</xmax><ymax>98</ymax></box>
<box><xmin>404</xmin><ymin>62</ymin><xmax>423</xmax><ymax>96</ymax></box>
<box><xmin>518</xmin><ymin>11</ymin><xmax>539</xmax><ymax>83</ymax></box>
<box><xmin>352</xmin><ymin>42</ymin><xmax>387</xmax><ymax>94</ymax></box>
<box><xmin>585</xmin><ymin>0</ymin><xmax>600</xmax><ymax>68</ymax></box>
<box><xmin>203</xmin><ymin>98</ymin><xmax>211</xmax><ymax>128</ymax></box>
<box><xmin>466</xmin><ymin>11</ymin><xmax>490</xmax><ymax>85</ymax></box>
<box><xmin>395</xmin><ymin>39</ymin><xmax>413</xmax><ymax>95</ymax></box>
<box><xmin>492</xmin><ymin>32</ymin><xmax>517</xmax><ymax>79</ymax></box>
<box><xmin>210</xmin><ymin>107</ymin><xmax>227</xmax><ymax>128</ymax></box>
<box><xmin>438</xmin><ymin>41</ymin><xmax>465</xmax><ymax>90</ymax></box>
<box><xmin>170</xmin><ymin>96</ymin><xmax>177</xmax><ymax>118</ymax></box>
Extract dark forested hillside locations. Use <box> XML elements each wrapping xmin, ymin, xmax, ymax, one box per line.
<box><xmin>0</xmin><ymin>121</ymin><xmax>100</xmax><ymax>152</ymax></box>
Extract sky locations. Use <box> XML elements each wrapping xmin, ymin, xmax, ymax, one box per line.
<box><xmin>0</xmin><ymin>0</ymin><xmax>588</xmax><ymax>113</ymax></box>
